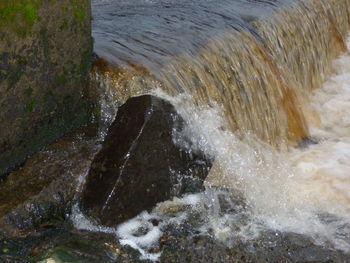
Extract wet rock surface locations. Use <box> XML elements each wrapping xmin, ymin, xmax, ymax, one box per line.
<box><xmin>80</xmin><ymin>95</ymin><xmax>212</xmax><ymax>227</ymax></box>
<box><xmin>0</xmin><ymin>125</ymin><xmax>99</xmax><ymax>238</ymax></box>
<box><xmin>0</xmin><ymin>0</ymin><xmax>93</xmax><ymax>176</ymax></box>
<box><xmin>155</xmin><ymin>192</ymin><xmax>350</xmax><ymax>263</ymax></box>
<box><xmin>159</xmin><ymin>228</ymin><xmax>350</xmax><ymax>263</ymax></box>
<box><xmin>0</xmin><ymin>226</ymin><xmax>118</xmax><ymax>263</ymax></box>
<box><xmin>1</xmin><ymin>191</ymin><xmax>349</xmax><ymax>263</ymax></box>
<box><xmin>0</xmin><ymin>95</ymin><xmax>347</xmax><ymax>263</ymax></box>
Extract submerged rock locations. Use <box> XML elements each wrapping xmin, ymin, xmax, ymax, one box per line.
<box><xmin>80</xmin><ymin>95</ymin><xmax>212</xmax><ymax>226</ymax></box>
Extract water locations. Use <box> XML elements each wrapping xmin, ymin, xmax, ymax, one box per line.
<box><xmin>76</xmin><ymin>0</ymin><xmax>350</xmax><ymax>260</ymax></box>
<box><xmin>163</xmin><ymin>43</ymin><xmax>350</xmax><ymax>250</ymax></box>
<box><xmin>3</xmin><ymin>0</ymin><xmax>350</xmax><ymax>261</ymax></box>
<box><xmin>92</xmin><ymin>0</ymin><xmax>287</xmax><ymax>72</ymax></box>
<box><xmin>74</xmin><ymin>45</ymin><xmax>350</xmax><ymax>259</ymax></box>
<box><xmin>92</xmin><ymin>0</ymin><xmax>349</xmax><ymax>145</ymax></box>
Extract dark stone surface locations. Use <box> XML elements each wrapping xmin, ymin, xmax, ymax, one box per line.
<box><xmin>1</xmin><ymin>183</ymin><xmax>349</xmax><ymax>263</ymax></box>
<box><xmin>159</xmin><ymin>228</ymin><xmax>350</xmax><ymax>263</ymax></box>
<box><xmin>0</xmin><ymin>125</ymin><xmax>99</xmax><ymax>238</ymax></box>
<box><xmin>80</xmin><ymin>95</ymin><xmax>212</xmax><ymax>227</ymax></box>
<box><xmin>0</xmin><ymin>227</ymin><xmax>119</xmax><ymax>263</ymax></box>
<box><xmin>156</xmin><ymin>196</ymin><xmax>350</xmax><ymax>263</ymax></box>
<box><xmin>0</xmin><ymin>0</ymin><xmax>93</xmax><ymax>176</ymax></box>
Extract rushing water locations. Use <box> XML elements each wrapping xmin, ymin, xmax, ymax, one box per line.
<box><xmin>166</xmin><ymin>41</ymin><xmax>350</xmax><ymax>250</ymax></box>
<box><xmin>64</xmin><ymin>0</ymin><xmax>350</xmax><ymax>261</ymax></box>
<box><xmin>92</xmin><ymin>0</ymin><xmax>285</xmax><ymax>72</ymax></box>
<box><xmin>74</xmin><ymin>38</ymin><xmax>350</xmax><ymax>260</ymax></box>
<box><xmin>92</xmin><ymin>0</ymin><xmax>349</xmax><ymax>145</ymax></box>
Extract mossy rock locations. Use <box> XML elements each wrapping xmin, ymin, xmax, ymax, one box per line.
<box><xmin>0</xmin><ymin>0</ymin><xmax>93</xmax><ymax>175</ymax></box>
<box><xmin>36</xmin><ymin>241</ymin><xmax>116</xmax><ymax>263</ymax></box>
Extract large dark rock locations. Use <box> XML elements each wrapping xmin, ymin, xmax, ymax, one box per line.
<box><xmin>0</xmin><ymin>0</ymin><xmax>93</xmax><ymax>176</ymax></box>
<box><xmin>80</xmin><ymin>95</ymin><xmax>212</xmax><ymax>226</ymax></box>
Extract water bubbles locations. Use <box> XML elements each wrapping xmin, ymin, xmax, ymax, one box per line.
<box><xmin>153</xmin><ymin>40</ymin><xmax>350</xmax><ymax>250</ymax></box>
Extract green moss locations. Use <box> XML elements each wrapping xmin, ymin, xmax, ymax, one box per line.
<box><xmin>40</xmin><ymin>246</ymin><xmax>81</xmax><ymax>262</ymax></box>
<box><xmin>61</xmin><ymin>6</ymin><xmax>68</xmax><ymax>13</ymax></box>
<box><xmin>72</xmin><ymin>0</ymin><xmax>87</xmax><ymax>24</ymax></box>
<box><xmin>0</xmin><ymin>0</ymin><xmax>93</xmax><ymax>176</ymax></box>
<box><xmin>54</xmin><ymin>74</ymin><xmax>68</xmax><ymax>87</ymax></box>
<box><xmin>77</xmin><ymin>49</ymin><xmax>92</xmax><ymax>76</ymax></box>
<box><xmin>24</xmin><ymin>101</ymin><xmax>36</xmax><ymax>112</ymax></box>
<box><xmin>60</xmin><ymin>18</ymin><xmax>69</xmax><ymax>31</ymax></box>
<box><xmin>0</xmin><ymin>0</ymin><xmax>39</xmax><ymax>36</ymax></box>
<box><xmin>23</xmin><ymin>3</ymin><xmax>37</xmax><ymax>25</ymax></box>
<box><xmin>15</xmin><ymin>27</ymin><xmax>28</xmax><ymax>38</ymax></box>
<box><xmin>74</xmin><ymin>8</ymin><xmax>85</xmax><ymax>22</ymax></box>
<box><xmin>35</xmin><ymin>236</ymin><xmax>115</xmax><ymax>263</ymax></box>
<box><xmin>0</xmin><ymin>6</ymin><xmax>16</xmax><ymax>24</ymax></box>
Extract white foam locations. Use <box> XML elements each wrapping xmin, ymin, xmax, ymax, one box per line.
<box><xmin>152</xmin><ymin>34</ymin><xmax>350</xmax><ymax>251</ymax></box>
<box><xmin>71</xmin><ymin>205</ymin><xmax>163</xmax><ymax>261</ymax></box>
<box><xmin>72</xmin><ymin>34</ymin><xmax>350</xmax><ymax>260</ymax></box>
<box><xmin>181</xmin><ymin>193</ymin><xmax>202</xmax><ymax>206</ymax></box>
<box><xmin>116</xmin><ymin>212</ymin><xmax>163</xmax><ymax>260</ymax></box>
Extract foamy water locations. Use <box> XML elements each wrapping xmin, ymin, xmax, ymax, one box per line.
<box><xmin>156</xmin><ymin>35</ymin><xmax>350</xmax><ymax>250</ymax></box>
<box><xmin>72</xmin><ymin>36</ymin><xmax>350</xmax><ymax>260</ymax></box>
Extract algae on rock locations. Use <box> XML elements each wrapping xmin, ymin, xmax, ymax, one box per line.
<box><xmin>0</xmin><ymin>0</ymin><xmax>93</xmax><ymax>175</ymax></box>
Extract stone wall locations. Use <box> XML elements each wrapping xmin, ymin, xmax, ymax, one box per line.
<box><xmin>0</xmin><ymin>0</ymin><xmax>92</xmax><ymax>175</ymax></box>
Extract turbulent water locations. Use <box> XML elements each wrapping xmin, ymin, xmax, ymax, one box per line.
<box><xmin>166</xmin><ymin>41</ymin><xmax>350</xmax><ymax>250</ymax></box>
<box><xmin>92</xmin><ymin>0</ymin><xmax>349</xmax><ymax>145</ymax></box>
<box><xmin>72</xmin><ymin>0</ymin><xmax>350</xmax><ymax>260</ymax></box>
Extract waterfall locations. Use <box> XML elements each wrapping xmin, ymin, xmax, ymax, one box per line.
<box><xmin>80</xmin><ymin>0</ymin><xmax>350</xmax><ymax>257</ymax></box>
<box><xmin>92</xmin><ymin>0</ymin><xmax>349</xmax><ymax>145</ymax></box>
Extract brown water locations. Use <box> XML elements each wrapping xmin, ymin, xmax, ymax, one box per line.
<box><xmin>92</xmin><ymin>0</ymin><xmax>350</xmax><ymax>145</ymax></box>
<box><xmin>82</xmin><ymin>0</ymin><xmax>350</xmax><ymax>258</ymax></box>
<box><xmin>2</xmin><ymin>0</ymin><xmax>350</xmax><ymax>261</ymax></box>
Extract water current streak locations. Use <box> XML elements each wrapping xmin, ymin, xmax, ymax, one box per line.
<box><xmin>92</xmin><ymin>0</ymin><xmax>350</xmax><ymax>146</ymax></box>
<box><xmin>71</xmin><ymin>0</ymin><xmax>350</xmax><ymax>257</ymax></box>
